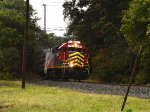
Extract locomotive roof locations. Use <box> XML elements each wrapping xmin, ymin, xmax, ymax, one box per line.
<box><xmin>58</xmin><ymin>40</ymin><xmax>87</xmax><ymax>49</ymax></box>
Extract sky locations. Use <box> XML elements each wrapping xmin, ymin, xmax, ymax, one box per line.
<box><xmin>30</xmin><ymin>0</ymin><xmax>67</xmax><ymax>36</ymax></box>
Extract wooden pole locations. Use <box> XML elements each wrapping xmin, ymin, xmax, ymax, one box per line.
<box><xmin>121</xmin><ymin>46</ymin><xmax>142</xmax><ymax>112</ymax></box>
<box><xmin>22</xmin><ymin>0</ymin><xmax>29</xmax><ymax>89</ymax></box>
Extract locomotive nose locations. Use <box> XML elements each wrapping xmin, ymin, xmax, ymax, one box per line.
<box><xmin>68</xmin><ymin>52</ymin><xmax>85</xmax><ymax>68</ymax></box>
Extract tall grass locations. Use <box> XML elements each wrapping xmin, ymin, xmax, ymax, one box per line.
<box><xmin>0</xmin><ymin>80</ymin><xmax>150</xmax><ymax>112</ymax></box>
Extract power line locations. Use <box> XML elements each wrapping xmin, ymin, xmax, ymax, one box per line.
<box><xmin>31</xmin><ymin>3</ymin><xmax>62</xmax><ymax>7</ymax></box>
<box><xmin>30</xmin><ymin>1</ymin><xmax>64</xmax><ymax>4</ymax></box>
<box><xmin>30</xmin><ymin>2</ymin><xmax>64</xmax><ymax>5</ymax></box>
<box><xmin>41</xmin><ymin>27</ymin><xmax>67</xmax><ymax>29</ymax></box>
<box><xmin>43</xmin><ymin>29</ymin><xmax>66</xmax><ymax>31</ymax></box>
<box><xmin>46</xmin><ymin>30</ymin><xmax>64</xmax><ymax>32</ymax></box>
<box><xmin>41</xmin><ymin>27</ymin><xmax>66</xmax><ymax>31</ymax></box>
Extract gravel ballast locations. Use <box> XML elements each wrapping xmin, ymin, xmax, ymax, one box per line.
<box><xmin>29</xmin><ymin>80</ymin><xmax>150</xmax><ymax>98</ymax></box>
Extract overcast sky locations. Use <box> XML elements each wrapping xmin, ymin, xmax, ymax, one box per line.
<box><xmin>30</xmin><ymin>0</ymin><xmax>67</xmax><ymax>36</ymax></box>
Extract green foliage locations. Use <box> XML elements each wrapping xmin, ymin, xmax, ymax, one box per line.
<box><xmin>0</xmin><ymin>0</ymin><xmax>43</xmax><ymax>78</ymax></box>
<box><xmin>63</xmin><ymin>0</ymin><xmax>131</xmax><ymax>47</ymax></box>
<box><xmin>121</xmin><ymin>0</ymin><xmax>150</xmax><ymax>83</ymax></box>
<box><xmin>125</xmin><ymin>109</ymin><xmax>133</xmax><ymax>112</ymax></box>
<box><xmin>63</xmin><ymin>0</ymin><xmax>132</xmax><ymax>83</ymax></box>
<box><xmin>121</xmin><ymin>0</ymin><xmax>150</xmax><ymax>46</ymax></box>
<box><xmin>91</xmin><ymin>38</ymin><xmax>134</xmax><ymax>83</ymax></box>
<box><xmin>135</xmin><ymin>73</ymin><xmax>147</xmax><ymax>84</ymax></box>
<box><xmin>136</xmin><ymin>46</ymin><xmax>150</xmax><ymax>83</ymax></box>
<box><xmin>47</xmin><ymin>33</ymin><xmax>68</xmax><ymax>47</ymax></box>
<box><xmin>63</xmin><ymin>0</ymin><xmax>150</xmax><ymax>84</ymax></box>
<box><xmin>0</xmin><ymin>69</ymin><xmax>12</xmax><ymax>80</ymax></box>
<box><xmin>3</xmin><ymin>47</ymin><xmax>20</xmax><ymax>70</ymax></box>
<box><xmin>0</xmin><ymin>47</ymin><xmax>20</xmax><ymax>80</ymax></box>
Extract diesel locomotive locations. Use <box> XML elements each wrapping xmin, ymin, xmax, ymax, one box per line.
<box><xmin>39</xmin><ymin>40</ymin><xmax>90</xmax><ymax>80</ymax></box>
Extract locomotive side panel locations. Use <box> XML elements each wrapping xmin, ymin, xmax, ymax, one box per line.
<box><xmin>44</xmin><ymin>50</ymin><xmax>55</xmax><ymax>72</ymax></box>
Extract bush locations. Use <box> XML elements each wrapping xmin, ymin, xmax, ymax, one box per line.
<box><xmin>91</xmin><ymin>47</ymin><xmax>134</xmax><ymax>83</ymax></box>
<box><xmin>135</xmin><ymin>46</ymin><xmax>150</xmax><ymax>84</ymax></box>
<box><xmin>135</xmin><ymin>73</ymin><xmax>147</xmax><ymax>84</ymax></box>
<box><xmin>125</xmin><ymin>109</ymin><xmax>133</xmax><ymax>112</ymax></box>
<box><xmin>0</xmin><ymin>68</ymin><xmax>13</xmax><ymax>80</ymax></box>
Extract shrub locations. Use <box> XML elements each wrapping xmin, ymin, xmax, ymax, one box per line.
<box><xmin>126</xmin><ymin>109</ymin><xmax>133</xmax><ymax>112</ymax></box>
<box><xmin>0</xmin><ymin>68</ymin><xmax>13</xmax><ymax>80</ymax></box>
<box><xmin>135</xmin><ymin>73</ymin><xmax>147</xmax><ymax>84</ymax></box>
<box><xmin>91</xmin><ymin>47</ymin><xmax>134</xmax><ymax>83</ymax></box>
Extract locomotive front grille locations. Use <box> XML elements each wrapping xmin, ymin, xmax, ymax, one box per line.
<box><xmin>68</xmin><ymin>52</ymin><xmax>85</xmax><ymax>67</ymax></box>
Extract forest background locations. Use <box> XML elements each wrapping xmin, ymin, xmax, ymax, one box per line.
<box><xmin>0</xmin><ymin>0</ymin><xmax>149</xmax><ymax>84</ymax></box>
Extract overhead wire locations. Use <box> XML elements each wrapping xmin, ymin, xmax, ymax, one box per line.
<box><xmin>41</xmin><ymin>27</ymin><xmax>67</xmax><ymax>31</ymax></box>
<box><xmin>30</xmin><ymin>1</ymin><xmax>64</xmax><ymax>6</ymax></box>
<box><xmin>30</xmin><ymin>1</ymin><xmax>67</xmax><ymax>35</ymax></box>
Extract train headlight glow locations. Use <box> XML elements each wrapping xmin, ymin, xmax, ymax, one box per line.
<box><xmin>74</xmin><ymin>43</ymin><xmax>78</xmax><ymax>47</ymax></box>
<box><xmin>69</xmin><ymin>62</ymin><xmax>74</xmax><ymax>67</ymax></box>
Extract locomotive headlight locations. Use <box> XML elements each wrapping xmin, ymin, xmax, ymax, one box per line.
<box><xmin>74</xmin><ymin>42</ymin><xmax>78</xmax><ymax>47</ymax></box>
<box><xmin>69</xmin><ymin>62</ymin><xmax>74</xmax><ymax>67</ymax></box>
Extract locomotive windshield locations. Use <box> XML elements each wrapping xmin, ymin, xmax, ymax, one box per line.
<box><xmin>68</xmin><ymin>47</ymin><xmax>88</xmax><ymax>56</ymax></box>
<box><xmin>68</xmin><ymin>47</ymin><xmax>82</xmax><ymax>52</ymax></box>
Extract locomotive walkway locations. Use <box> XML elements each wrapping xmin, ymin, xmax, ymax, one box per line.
<box><xmin>28</xmin><ymin>79</ymin><xmax>150</xmax><ymax>99</ymax></box>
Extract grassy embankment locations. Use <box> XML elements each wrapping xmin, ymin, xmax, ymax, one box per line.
<box><xmin>0</xmin><ymin>80</ymin><xmax>150</xmax><ymax>112</ymax></box>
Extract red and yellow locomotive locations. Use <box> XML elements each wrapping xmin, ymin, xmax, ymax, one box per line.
<box><xmin>40</xmin><ymin>40</ymin><xmax>89</xmax><ymax>80</ymax></box>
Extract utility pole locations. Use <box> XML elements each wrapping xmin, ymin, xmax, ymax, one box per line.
<box><xmin>22</xmin><ymin>0</ymin><xmax>29</xmax><ymax>89</ymax></box>
<box><xmin>43</xmin><ymin>4</ymin><xmax>46</xmax><ymax>35</ymax></box>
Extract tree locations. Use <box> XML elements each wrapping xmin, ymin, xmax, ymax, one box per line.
<box><xmin>121</xmin><ymin>0</ymin><xmax>150</xmax><ymax>46</ymax></box>
<box><xmin>121</xmin><ymin>0</ymin><xmax>150</xmax><ymax>83</ymax></box>
<box><xmin>0</xmin><ymin>0</ymin><xmax>42</xmax><ymax>79</ymax></box>
<box><xmin>63</xmin><ymin>0</ymin><xmax>132</xmax><ymax>82</ymax></box>
<box><xmin>47</xmin><ymin>33</ymin><xmax>68</xmax><ymax>48</ymax></box>
<box><xmin>63</xmin><ymin>0</ymin><xmax>131</xmax><ymax>49</ymax></box>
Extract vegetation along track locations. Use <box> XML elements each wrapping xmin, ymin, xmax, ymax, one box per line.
<box><xmin>28</xmin><ymin>78</ymin><xmax>150</xmax><ymax>99</ymax></box>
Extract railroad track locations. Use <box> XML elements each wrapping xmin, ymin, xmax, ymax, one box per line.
<box><xmin>27</xmin><ymin>78</ymin><xmax>150</xmax><ymax>99</ymax></box>
<box><xmin>73</xmin><ymin>80</ymin><xmax>150</xmax><ymax>88</ymax></box>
